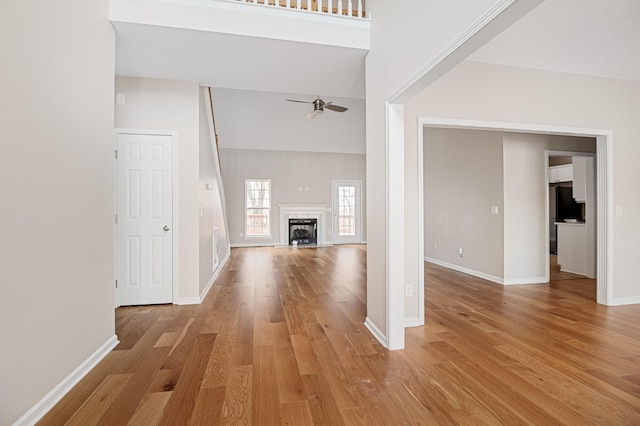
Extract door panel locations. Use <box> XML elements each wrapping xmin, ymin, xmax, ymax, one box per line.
<box><xmin>117</xmin><ymin>133</ymin><xmax>173</xmax><ymax>306</ymax></box>
<box><xmin>332</xmin><ymin>180</ymin><xmax>362</xmax><ymax>244</ymax></box>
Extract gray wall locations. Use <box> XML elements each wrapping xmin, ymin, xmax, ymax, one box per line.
<box><xmin>220</xmin><ymin>148</ymin><xmax>366</xmax><ymax>246</ymax></box>
<box><xmin>0</xmin><ymin>1</ymin><xmax>116</xmax><ymax>423</ymax></box>
<box><xmin>503</xmin><ymin>133</ymin><xmax>595</xmax><ymax>282</ymax></box>
<box><xmin>423</xmin><ymin>128</ymin><xmax>596</xmax><ymax>284</ymax></box>
<box><xmin>424</xmin><ymin>128</ymin><xmax>505</xmax><ymax>279</ymax></box>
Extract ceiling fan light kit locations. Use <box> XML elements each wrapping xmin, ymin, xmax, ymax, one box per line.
<box><xmin>286</xmin><ymin>96</ymin><xmax>348</xmax><ymax>120</ymax></box>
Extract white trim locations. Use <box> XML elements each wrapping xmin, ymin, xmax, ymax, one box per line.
<box><xmin>364</xmin><ymin>317</ymin><xmax>387</xmax><ymax>347</ymax></box>
<box><xmin>416</xmin><ymin>119</ymin><xmax>425</xmax><ymax>326</ymax></box>
<box><xmin>503</xmin><ymin>276</ymin><xmax>549</xmax><ymax>285</ymax></box>
<box><xmin>387</xmin><ymin>0</ymin><xmax>517</xmax><ymax>104</ymax></box>
<box><xmin>14</xmin><ymin>335</ymin><xmax>119</xmax><ymax>426</ymax></box>
<box><xmin>277</xmin><ymin>204</ymin><xmax>331</xmax><ymax>246</ymax></box>
<box><xmin>245</xmin><ymin>178</ymin><xmax>272</xmax><ymax>238</ymax></box>
<box><xmin>425</xmin><ymin>257</ymin><xmax>505</xmax><ymax>285</ymax></box>
<box><xmin>199</xmin><ymin>246</ymin><xmax>231</xmax><ymax>301</ymax></box>
<box><xmin>611</xmin><ymin>296</ymin><xmax>640</xmax><ymax>306</ymax></box>
<box><xmin>404</xmin><ymin>317</ymin><xmax>422</xmax><ymax>328</ymax></box>
<box><xmin>140</xmin><ymin>0</ymin><xmax>371</xmax><ymax>26</ymax></box>
<box><xmin>331</xmin><ymin>179</ymin><xmax>363</xmax><ymax>244</ymax></box>
<box><xmin>231</xmin><ymin>242</ymin><xmax>277</xmax><ymax>248</ymax></box>
<box><xmin>174</xmin><ymin>297</ymin><xmax>201</xmax><ymax>305</ymax></box>
<box><xmin>203</xmin><ymin>87</ymin><xmax>232</xmax><ymax>260</ymax></box>
<box><xmin>386</xmin><ymin>102</ymin><xmax>405</xmax><ymax>350</ymax></box>
<box><xmin>418</xmin><ymin>117</ymin><xmax>613</xmax><ymax>306</ymax></box>
<box><xmin>114</xmin><ymin>129</ymin><xmax>178</xmax><ymax>307</ymax></box>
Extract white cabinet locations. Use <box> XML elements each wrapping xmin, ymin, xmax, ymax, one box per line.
<box><xmin>556</xmin><ymin>222</ymin><xmax>587</xmax><ymax>276</ymax></box>
<box><xmin>548</xmin><ymin>164</ymin><xmax>573</xmax><ymax>183</ymax></box>
<box><xmin>572</xmin><ymin>156</ymin><xmax>586</xmax><ymax>202</ymax></box>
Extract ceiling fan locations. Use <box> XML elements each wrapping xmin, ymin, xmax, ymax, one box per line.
<box><xmin>286</xmin><ymin>96</ymin><xmax>348</xmax><ymax>120</ymax></box>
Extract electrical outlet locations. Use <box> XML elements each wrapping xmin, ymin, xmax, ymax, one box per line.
<box><xmin>239</xmin><ymin>232</ymin><xmax>244</xmax><ymax>238</ymax></box>
<box><xmin>458</xmin><ymin>247</ymin><xmax>463</xmax><ymax>257</ymax></box>
<box><xmin>405</xmin><ymin>284</ymin><xmax>412</xmax><ymax>297</ymax></box>
<box><xmin>434</xmin><ymin>242</ymin><xmax>438</xmax><ymax>250</ymax></box>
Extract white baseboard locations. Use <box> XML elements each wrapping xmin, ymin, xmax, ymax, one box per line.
<box><xmin>611</xmin><ymin>296</ymin><xmax>640</xmax><ymax>306</ymax></box>
<box><xmin>405</xmin><ymin>317</ymin><xmax>423</xmax><ymax>327</ymax></box>
<box><xmin>199</xmin><ymin>249</ymin><xmax>231</xmax><ymax>301</ymax></box>
<box><xmin>364</xmin><ymin>317</ymin><xmax>387</xmax><ymax>348</ymax></box>
<box><xmin>174</xmin><ymin>297</ymin><xmax>201</xmax><ymax>305</ymax></box>
<box><xmin>14</xmin><ymin>335</ymin><xmax>119</xmax><ymax>426</ymax></box>
<box><xmin>425</xmin><ymin>257</ymin><xmax>505</xmax><ymax>285</ymax></box>
<box><xmin>503</xmin><ymin>276</ymin><xmax>548</xmax><ymax>285</ymax></box>
<box><xmin>231</xmin><ymin>242</ymin><xmax>276</xmax><ymax>248</ymax></box>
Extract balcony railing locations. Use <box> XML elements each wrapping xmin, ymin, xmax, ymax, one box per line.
<box><xmin>233</xmin><ymin>0</ymin><xmax>367</xmax><ymax>19</ymax></box>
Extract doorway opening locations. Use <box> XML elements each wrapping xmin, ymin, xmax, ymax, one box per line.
<box><xmin>418</xmin><ymin>117</ymin><xmax>612</xmax><ymax>306</ymax></box>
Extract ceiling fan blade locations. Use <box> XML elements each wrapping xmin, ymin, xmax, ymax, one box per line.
<box><xmin>324</xmin><ymin>104</ymin><xmax>348</xmax><ymax>113</ymax></box>
<box><xmin>287</xmin><ymin>99</ymin><xmax>313</xmax><ymax>104</ymax></box>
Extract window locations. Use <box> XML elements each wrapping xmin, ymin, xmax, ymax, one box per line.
<box><xmin>245</xmin><ymin>179</ymin><xmax>271</xmax><ymax>237</ymax></box>
<box><xmin>338</xmin><ymin>185</ymin><xmax>356</xmax><ymax>236</ymax></box>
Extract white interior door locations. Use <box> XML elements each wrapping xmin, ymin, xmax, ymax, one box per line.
<box><xmin>332</xmin><ymin>180</ymin><xmax>362</xmax><ymax>244</ymax></box>
<box><xmin>116</xmin><ymin>132</ymin><xmax>173</xmax><ymax>306</ymax></box>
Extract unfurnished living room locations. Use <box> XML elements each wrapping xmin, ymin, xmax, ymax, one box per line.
<box><xmin>3</xmin><ymin>0</ymin><xmax>640</xmax><ymax>425</ymax></box>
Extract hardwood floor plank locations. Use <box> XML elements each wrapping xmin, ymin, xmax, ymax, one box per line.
<box><xmin>280</xmin><ymin>401</ymin><xmax>314</xmax><ymax>426</ymax></box>
<box><xmin>40</xmin><ymin>247</ymin><xmax>640</xmax><ymax>425</ymax></box>
<box><xmin>252</xmin><ymin>345</ymin><xmax>281</xmax><ymax>425</ymax></box>
<box><xmin>127</xmin><ymin>391</ymin><xmax>172</xmax><ymax>426</ymax></box>
<box><xmin>158</xmin><ymin>333</ymin><xmax>217</xmax><ymax>425</ymax></box>
<box><xmin>65</xmin><ymin>373</ymin><xmax>133</xmax><ymax>426</ymax></box>
<box><xmin>220</xmin><ymin>365</ymin><xmax>253</xmax><ymax>424</ymax></box>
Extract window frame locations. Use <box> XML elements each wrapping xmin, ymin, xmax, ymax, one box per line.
<box><xmin>244</xmin><ymin>178</ymin><xmax>272</xmax><ymax>238</ymax></box>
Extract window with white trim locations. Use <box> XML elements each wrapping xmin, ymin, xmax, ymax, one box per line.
<box><xmin>245</xmin><ymin>179</ymin><xmax>271</xmax><ymax>237</ymax></box>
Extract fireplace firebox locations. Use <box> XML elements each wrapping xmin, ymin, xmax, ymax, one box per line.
<box><xmin>289</xmin><ymin>218</ymin><xmax>317</xmax><ymax>245</ymax></box>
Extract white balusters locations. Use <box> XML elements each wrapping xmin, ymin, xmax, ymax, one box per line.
<box><xmin>236</xmin><ymin>0</ymin><xmax>366</xmax><ymax>18</ymax></box>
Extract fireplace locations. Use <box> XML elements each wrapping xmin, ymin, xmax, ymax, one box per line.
<box><xmin>278</xmin><ymin>204</ymin><xmax>330</xmax><ymax>246</ymax></box>
<box><xmin>289</xmin><ymin>218</ymin><xmax>317</xmax><ymax>245</ymax></box>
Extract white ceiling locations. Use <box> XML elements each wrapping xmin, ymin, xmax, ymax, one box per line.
<box><xmin>469</xmin><ymin>0</ymin><xmax>640</xmax><ymax>82</ymax></box>
<box><xmin>114</xmin><ymin>0</ymin><xmax>640</xmax><ymax>102</ymax></box>
<box><xmin>113</xmin><ymin>22</ymin><xmax>367</xmax><ymax>99</ymax></box>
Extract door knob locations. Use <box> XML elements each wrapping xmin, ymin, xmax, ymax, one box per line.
<box><xmin>163</xmin><ymin>225</ymin><xmax>170</xmax><ymax>231</ymax></box>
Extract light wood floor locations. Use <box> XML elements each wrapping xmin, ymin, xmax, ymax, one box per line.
<box><xmin>40</xmin><ymin>246</ymin><xmax>640</xmax><ymax>425</ymax></box>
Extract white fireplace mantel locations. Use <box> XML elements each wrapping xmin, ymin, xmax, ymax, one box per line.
<box><xmin>278</xmin><ymin>204</ymin><xmax>331</xmax><ymax>246</ymax></box>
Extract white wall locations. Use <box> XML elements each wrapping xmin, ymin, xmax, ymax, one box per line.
<box><xmin>212</xmin><ymin>88</ymin><xmax>365</xmax><ymax>154</ymax></box>
<box><xmin>0</xmin><ymin>1</ymin><xmax>116</xmax><ymax>423</ymax></box>
<box><xmin>502</xmin><ymin>133</ymin><xmax>595</xmax><ymax>283</ymax></box>
<box><xmin>365</xmin><ymin>0</ymin><xmax>532</xmax><ymax>345</ymax></box>
<box><xmin>406</xmin><ymin>60</ymin><xmax>640</xmax><ymax>302</ymax></box>
<box><xmin>220</xmin><ymin>149</ymin><xmax>366</xmax><ymax>246</ymax></box>
<box><xmin>110</xmin><ymin>0</ymin><xmax>369</xmax><ymax>50</ymax></box>
<box><xmin>423</xmin><ymin>128</ymin><xmax>505</xmax><ymax>280</ymax></box>
<box><xmin>115</xmin><ymin>77</ymin><xmax>201</xmax><ymax>302</ymax></box>
<box><xmin>199</xmin><ymin>89</ymin><xmax>230</xmax><ymax>295</ymax></box>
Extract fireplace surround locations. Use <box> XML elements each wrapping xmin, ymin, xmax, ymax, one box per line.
<box><xmin>278</xmin><ymin>204</ymin><xmax>330</xmax><ymax>246</ymax></box>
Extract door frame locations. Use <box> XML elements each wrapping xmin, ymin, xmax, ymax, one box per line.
<box><xmin>418</xmin><ymin>117</ymin><xmax>613</xmax><ymax>306</ymax></box>
<box><xmin>544</xmin><ymin>150</ymin><xmax>597</xmax><ymax>282</ymax></box>
<box><xmin>114</xmin><ymin>129</ymin><xmax>178</xmax><ymax>307</ymax></box>
<box><xmin>332</xmin><ymin>179</ymin><xmax>363</xmax><ymax>244</ymax></box>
